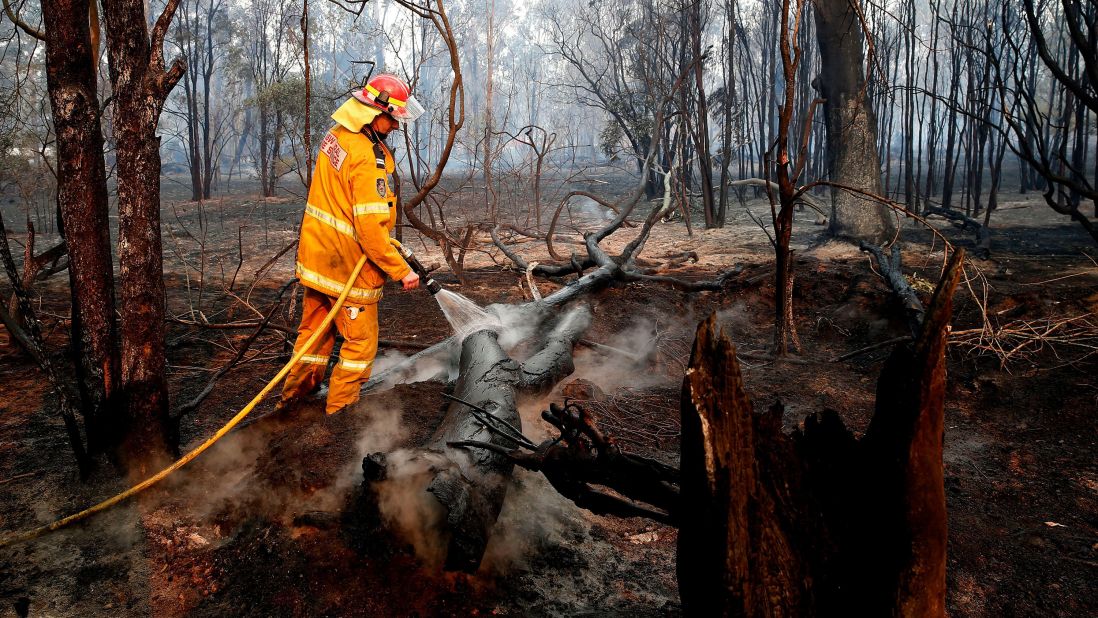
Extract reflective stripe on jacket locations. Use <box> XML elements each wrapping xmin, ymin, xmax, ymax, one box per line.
<box><xmin>295</xmin><ymin>123</ymin><xmax>411</xmax><ymax>304</ymax></box>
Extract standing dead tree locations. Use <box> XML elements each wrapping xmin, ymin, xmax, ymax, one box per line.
<box><xmin>379</xmin><ymin>0</ymin><xmax>468</xmax><ymax>277</ymax></box>
<box><xmin>6</xmin><ymin>0</ymin><xmax>124</xmax><ymax>459</ymax></box>
<box><xmin>0</xmin><ymin>0</ymin><xmax>135</xmax><ymax>469</ymax></box>
<box><xmin>764</xmin><ymin>0</ymin><xmax>826</xmax><ymax>355</ymax></box>
<box><xmin>987</xmin><ymin>0</ymin><xmax>1098</xmax><ymax>242</ymax></box>
<box><xmin>169</xmin><ymin>0</ymin><xmax>228</xmax><ymax>201</ymax></box>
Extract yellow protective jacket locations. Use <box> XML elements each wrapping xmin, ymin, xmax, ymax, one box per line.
<box><xmin>295</xmin><ymin>101</ymin><xmax>411</xmax><ymax>304</ymax></box>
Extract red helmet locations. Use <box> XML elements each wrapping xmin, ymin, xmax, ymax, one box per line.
<box><xmin>353</xmin><ymin>74</ymin><xmax>426</xmax><ymax>122</ymax></box>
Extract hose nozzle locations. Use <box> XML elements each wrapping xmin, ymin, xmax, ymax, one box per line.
<box><xmin>393</xmin><ymin>240</ymin><xmax>442</xmax><ymax>295</ymax></box>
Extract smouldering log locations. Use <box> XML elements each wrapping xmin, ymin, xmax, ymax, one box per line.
<box><xmin>358</xmin><ymin>306</ymin><xmax>591</xmax><ymax>572</ymax></box>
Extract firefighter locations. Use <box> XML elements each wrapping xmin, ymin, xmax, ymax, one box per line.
<box><xmin>279</xmin><ymin>74</ymin><xmax>427</xmax><ymax>414</ymax></box>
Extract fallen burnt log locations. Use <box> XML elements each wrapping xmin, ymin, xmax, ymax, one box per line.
<box><xmin>361</xmin><ymin>264</ymin><xmax>606</xmax><ymax>394</ymax></box>
<box><xmin>356</xmin><ymin>306</ymin><xmax>591</xmax><ymax>572</ymax></box>
<box><xmin>362</xmin><ymin>249</ymin><xmax>745</xmax><ymax>396</ymax></box>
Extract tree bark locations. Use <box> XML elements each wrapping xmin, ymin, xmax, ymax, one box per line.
<box><xmin>678</xmin><ymin>315</ymin><xmax>810</xmax><ymax>615</ymax></box>
<box><xmin>102</xmin><ymin>0</ymin><xmax>187</xmax><ymax>466</ymax></box>
<box><xmin>40</xmin><ymin>0</ymin><xmax>122</xmax><ymax>455</ymax></box>
<box><xmin>814</xmin><ymin>0</ymin><xmax>895</xmax><ymax>244</ymax></box>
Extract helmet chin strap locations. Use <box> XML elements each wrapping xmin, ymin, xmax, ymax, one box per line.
<box><xmin>365</xmin><ymin>124</ymin><xmax>389</xmax><ymax>142</ymax></box>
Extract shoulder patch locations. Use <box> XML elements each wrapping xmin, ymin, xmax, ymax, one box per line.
<box><xmin>320</xmin><ymin>132</ymin><xmax>348</xmax><ymax>171</ymax></box>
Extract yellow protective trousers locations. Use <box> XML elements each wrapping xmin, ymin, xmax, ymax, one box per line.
<box><xmin>281</xmin><ymin>287</ymin><xmax>379</xmax><ymax>414</ymax></box>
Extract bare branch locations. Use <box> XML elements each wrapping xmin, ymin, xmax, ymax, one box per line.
<box><xmin>2</xmin><ymin>0</ymin><xmax>44</xmax><ymax>40</ymax></box>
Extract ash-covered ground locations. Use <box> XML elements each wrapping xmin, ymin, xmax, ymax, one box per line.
<box><xmin>0</xmin><ymin>182</ymin><xmax>1095</xmax><ymax>616</ymax></box>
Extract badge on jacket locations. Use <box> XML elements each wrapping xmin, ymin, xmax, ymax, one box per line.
<box><xmin>376</xmin><ymin>178</ymin><xmax>387</xmax><ymax>197</ymax></box>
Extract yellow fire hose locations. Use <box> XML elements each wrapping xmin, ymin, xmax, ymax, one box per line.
<box><xmin>0</xmin><ymin>256</ymin><xmax>368</xmax><ymax>549</ymax></box>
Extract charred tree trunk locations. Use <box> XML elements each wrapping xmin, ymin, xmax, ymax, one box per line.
<box><xmin>357</xmin><ymin>306</ymin><xmax>592</xmax><ymax>573</ymax></box>
<box><xmin>39</xmin><ymin>0</ymin><xmax>122</xmax><ymax>456</ymax></box>
<box><xmin>773</xmin><ymin>160</ymin><xmax>797</xmax><ymax>355</ymax></box>
<box><xmin>409</xmin><ymin>329</ymin><xmax>523</xmax><ymax>572</ymax></box>
<box><xmin>716</xmin><ymin>0</ymin><xmax>736</xmax><ymax>227</ymax></box>
<box><xmin>814</xmin><ymin>0</ymin><xmax>895</xmax><ymax>244</ymax></box>
<box><xmin>102</xmin><ymin>0</ymin><xmax>187</xmax><ymax>466</ymax></box>
<box><xmin>771</xmin><ymin>0</ymin><xmax>801</xmax><ymax>356</ymax></box>
<box><xmin>678</xmin><ymin>250</ymin><xmax>961</xmax><ymax>616</ymax></box>
<box><xmin>688</xmin><ymin>0</ymin><xmax>717</xmax><ymax>228</ymax></box>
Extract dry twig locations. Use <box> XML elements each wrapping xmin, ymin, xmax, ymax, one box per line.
<box><xmin>950</xmin><ymin>314</ymin><xmax>1098</xmax><ymax>371</ymax></box>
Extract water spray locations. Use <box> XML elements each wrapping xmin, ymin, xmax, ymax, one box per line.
<box><xmin>388</xmin><ymin>239</ymin><xmax>501</xmax><ymax>337</ymax></box>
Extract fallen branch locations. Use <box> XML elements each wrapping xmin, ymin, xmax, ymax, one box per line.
<box><xmin>950</xmin><ymin>314</ymin><xmax>1098</xmax><ymax>370</ymax></box>
<box><xmin>924</xmin><ymin>206</ymin><xmax>991</xmax><ymax>259</ymax></box>
<box><xmin>378</xmin><ymin>339</ymin><xmax>431</xmax><ymax>351</ymax></box>
<box><xmin>832</xmin><ymin>335</ymin><xmax>913</xmax><ymax>362</ymax></box>
<box><xmin>450</xmin><ymin>400</ymin><xmax>680</xmax><ymax>526</ymax></box>
<box><xmin>0</xmin><ymin>471</ymin><xmax>38</xmax><ymax>486</ymax></box>
<box><xmin>546</xmin><ymin>190</ymin><xmax>627</xmax><ymax>260</ymax></box>
<box><xmin>167</xmin><ymin>316</ymin><xmax>295</xmax><ymax>335</ymax></box>
<box><xmin>577</xmin><ymin>338</ymin><xmax>644</xmax><ymax>363</ymax></box>
<box><xmin>859</xmin><ymin>242</ymin><xmax>926</xmax><ymax>337</ymax></box>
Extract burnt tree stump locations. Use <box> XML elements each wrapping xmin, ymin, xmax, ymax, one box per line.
<box><xmin>678</xmin><ymin>250</ymin><xmax>963</xmax><ymax>616</ymax></box>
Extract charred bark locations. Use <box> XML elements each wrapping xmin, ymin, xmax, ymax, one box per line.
<box><xmin>102</xmin><ymin>0</ymin><xmax>187</xmax><ymax>465</ymax></box>
<box><xmin>676</xmin><ymin>249</ymin><xmax>962</xmax><ymax>616</ymax></box>
<box><xmin>427</xmin><ymin>329</ymin><xmax>524</xmax><ymax>571</ymax></box>
<box><xmin>679</xmin><ymin>315</ymin><xmax>810</xmax><ymax>615</ymax></box>
<box><xmin>814</xmin><ymin>0</ymin><xmax>896</xmax><ymax>244</ymax></box>
<box><xmin>40</xmin><ymin>0</ymin><xmax>122</xmax><ymax>455</ymax></box>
